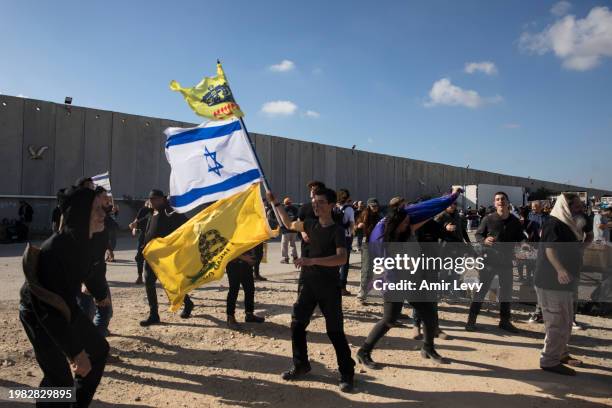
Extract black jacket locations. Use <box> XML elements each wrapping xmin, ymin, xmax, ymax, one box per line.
<box><xmin>20</xmin><ymin>187</ymin><xmax>107</xmax><ymax>358</ymax></box>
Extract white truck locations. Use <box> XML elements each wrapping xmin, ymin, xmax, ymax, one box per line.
<box><xmin>454</xmin><ymin>184</ymin><xmax>526</xmax><ymax>210</ymax></box>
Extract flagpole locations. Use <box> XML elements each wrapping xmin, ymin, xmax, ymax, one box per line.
<box><xmin>218</xmin><ymin>59</ymin><xmax>285</xmax><ymax>227</ymax></box>
<box><xmin>238</xmin><ymin>116</ymin><xmax>286</xmax><ymax>228</ymax></box>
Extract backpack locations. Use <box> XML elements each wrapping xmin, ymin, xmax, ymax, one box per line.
<box><xmin>332</xmin><ymin>204</ymin><xmax>352</xmax><ymax>231</ymax></box>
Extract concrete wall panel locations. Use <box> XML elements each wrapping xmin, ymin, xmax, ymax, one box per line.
<box><xmin>54</xmin><ymin>106</ymin><xmax>85</xmax><ymax>193</ymax></box>
<box><xmin>324</xmin><ymin>146</ymin><xmax>337</xmax><ymax>189</ymax></box>
<box><xmin>271</xmin><ymin>137</ymin><xmax>286</xmax><ymax>196</ymax></box>
<box><xmin>133</xmin><ymin>117</ymin><xmax>161</xmax><ymax>198</ymax></box>
<box><xmin>84</xmin><ymin>109</ymin><xmax>112</xmax><ymax>179</ymax></box>
<box><xmin>0</xmin><ymin>95</ymin><xmax>24</xmax><ymax>194</ymax></box>
<box><xmin>253</xmin><ymin>133</ymin><xmax>272</xmax><ymax>184</ymax></box>
<box><xmin>110</xmin><ymin>113</ymin><xmax>139</xmax><ymax>198</ymax></box>
<box><xmin>311</xmin><ymin>143</ymin><xmax>326</xmax><ymax>185</ymax></box>
<box><xmin>22</xmin><ymin>99</ymin><xmax>56</xmax><ymax>196</ymax></box>
<box><xmin>285</xmin><ymin>139</ymin><xmax>301</xmax><ymax>201</ymax></box>
<box><xmin>298</xmin><ymin>141</ymin><xmax>313</xmax><ymax>203</ymax></box>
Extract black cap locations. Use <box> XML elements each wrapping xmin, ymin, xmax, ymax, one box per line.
<box><xmin>148</xmin><ymin>189</ymin><xmax>165</xmax><ymax>199</ymax></box>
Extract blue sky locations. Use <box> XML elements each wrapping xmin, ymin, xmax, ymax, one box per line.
<box><xmin>2</xmin><ymin>0</ymin><xmax>611</xmax><ymax>190</ymax></box>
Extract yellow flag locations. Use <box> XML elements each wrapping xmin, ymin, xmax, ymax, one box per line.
<box><xmin>143</xmin><ymin>183</ymin><xmax>277</xmax><ymax>311</ymax></box>
<box><xmin>170</xmin><ymin>63</ymin><xmax>244</xmax><ymax>120</ymax></box>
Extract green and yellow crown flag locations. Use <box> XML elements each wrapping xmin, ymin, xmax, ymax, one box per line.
<box><xmin>170</xmin><ymin>62</ymin><xmax>244</xmax><ymax>120</ymax></box>
<box><xmin>143</xmin><ymin>183</ymin><xmax>277</xmax><ymax>311</ymax></box>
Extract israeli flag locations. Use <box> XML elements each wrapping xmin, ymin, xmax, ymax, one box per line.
<box><xmin>92</xmin><ymin>171</ymin><xmax>112</xmax><ymax>196</ymax></box>
<box><xmin>164</xmin><ymin>118</ymin><xmax>262</xmax><ymax>213</ymax></box>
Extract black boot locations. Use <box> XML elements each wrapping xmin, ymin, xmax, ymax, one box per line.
<box><xmin>140</xmin><ymin>313</ymin><xmax>160</xmax><ymax>327</ymax></box>
<box><xmin>339</xmin><ymin>373</ymin><xmax>354</xmax><ymax>393</ymax></box>
<box><xmin>499</xmin><ymin>320</ymin><xmax>519</xmax><ymax>333</ymax></box>
<box><xmin>420</xmin><ymin>347</ymin><xmax>450</xmax><ymax>364</ymax></box>
<box><xmin>356</xmin><ymin>347</ymin><xmax>379</xmax><ymax>369</ymax></box>
<box><xmin>281</xmin><ymin>362</ymin><xmax>312</xmax><ymax>381</ymax></box>
<box><xmin>180</xmin><ymin>297</ymin><xmax>194</xmax><ymax>319</ymax></box>
<box><xmin>245</xmin><ymin>313</ymin><xmax>265</xmax><ymax>323</ymax></box>
<box><xmin>465</xmin><ymin>313</ymin><xmax>477</xmax><ymax>332</ymax></box>
<box><xmin>227</xmin><ymin>315</ymin><xmax>241</xmax><ymax>330</ymax></box>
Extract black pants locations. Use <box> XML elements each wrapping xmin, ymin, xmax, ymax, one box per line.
<box><xmin>144</xmin><ymin>262</ymin><xmax>191</xmax><ymax>315</ymax></box>
<box><xmin>339</xmin><ymin>236</ymin><xmax>352</xmax><ymax>289</ymax></box>
<box><xmin>19</xmin><ymin>305</ymin><xmax>109</xmax><ymax>408</ymax></box>
<box><xmin>226</xmin><ymin>262</ymin><xmax>255</xmax><ymax>316</ymax></box>
<box><xmin>253</xmin><ymin>243</ymin><xmax>264</xmax><ymax>277</ymax></box>
<box><xmin>291</xmin><ymin>279</ymin><xmax>355</xmax><ymax>376</ymax></box>
<box><xmin>364</xmin><ymin>301</ymin><xmax>437</xmax><ymax>352</ymax></box>
<box><xmin>135</xmin><ymin>237</ymin><xmax>145</xmax><ymax>277</ymax></box>
<box><xmin>468</xmin><ymin>264</ymin><xmax>513</xmax><ymax>321</ymax></box>
<box><xmin>414</xmin><ymin>302</ymin><xmax>439</xmax><ymax>330</ymax></box>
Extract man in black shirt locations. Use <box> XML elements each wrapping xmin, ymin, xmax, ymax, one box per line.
<box><xmin>535</xmin><ymin>193</ymin><xmax>584</xmax><ymax>376</ymax></box>
<box><xmin>129</xmin><ymin>200</ymin><xmax>153</xmax><ymax>284</ymax></box>
<box><xmin>297</xmin><ymin>181</ymin><xmax>326</xmax><ymax>257</ymax></box>
<box><xmin>466</xmin><ymin>191</ymin><xmax>525</xmax><ymax>333</ymax></box>
<box><xmin>268</xmin><ymin>187</ymin><xmax>355</xmax><ymax>393</ymax></box>
<box><xmin>140</xmin><ymin>190</ymin><xmax>194</xmax><ymax>326</ymax></box>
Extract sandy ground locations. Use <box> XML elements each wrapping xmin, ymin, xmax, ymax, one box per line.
<box><xmin>0</xmin><ymin>237</ymin><xmax>611</xmax><ymax>407</ymax></box>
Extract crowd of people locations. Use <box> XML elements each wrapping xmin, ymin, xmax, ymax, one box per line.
<box><xmin>16</xmin><ymin>175</ymin><xmax>611</xmax><ymax>405</ymax></box>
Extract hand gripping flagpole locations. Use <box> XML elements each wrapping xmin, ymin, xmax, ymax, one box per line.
<box><xmin>219</xmin><ymin>60</ymin><xmax>285</xmax><ymax>228</ymax></box>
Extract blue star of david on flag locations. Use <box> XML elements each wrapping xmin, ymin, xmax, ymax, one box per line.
<box><xmin>204</xmin><ymin>146</ymin><xmax>223</xmax><ymax>176</ymax></box>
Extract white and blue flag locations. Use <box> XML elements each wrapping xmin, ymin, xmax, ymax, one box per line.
<box><xmin>164</xmin><ymin>117</ymin><xmax>262</xmax><ymax>213</ymax></box>
<box><xmin>92</xmin><ymin>171</ymin><xmax>112</xmax><ymax>196</ymax></box>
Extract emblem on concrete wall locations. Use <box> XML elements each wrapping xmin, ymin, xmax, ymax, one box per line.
<box><xmin>27</xmin><ymin>145</ymin><xmax>49</xmax><ymax>160</ymax></box>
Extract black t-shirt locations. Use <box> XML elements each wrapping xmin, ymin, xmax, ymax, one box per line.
<box><xmin>535</xmin><ymin>217</ymin><xmax>582</xmax><ymax>292</ymax></box>
<box><xmin>298</xmin><ymin>202</ymin><xmax>317</xmax><ymax>255</ymax></box>
<box><xmin>281</xmin><ymin>204</ymin><xmax>299</xmax><ymax>233</ymax></box>
<box><xmin>300</xmin><ymin>218</ymin><xmax>345</xmax><ymax>284</ymax></box>
<box><xmin>135</xmin><ymin>207</ymin><xmax>153</xmax><ymax>241</ymax></box>
<box><xmin>51</xmin><ymin>206</ymin><xmax>62</xmax><ymax>224</ymax></box>
<box><xmin>475</xmin><ymin>213</ymin><xmax>525</xmax><ymax>243</ymax></box>
<box><xmin>144</xmin><ymin>207</ymin><xmax>188</xmax><ymax>245</ymax></box>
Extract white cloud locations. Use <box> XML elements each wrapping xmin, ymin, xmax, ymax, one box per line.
<box><xmin>502</xmin><ymin>123</ymin><xmax>521</xmax><ymax>129</ymax></box>
<box><xmin>17</xmin><ymin>94</ymin><xmax>28</xmax><ymax>98</ymax></box>
<box><xmin>304</xmin><ymin>110</ymin><xmax>320</xmax><ymax>118</ymax></box>
<box><xmin>519</xmin><ymin>6</ymin><xmax>612</xmax><ymax>71</ymax></box>
<box><xmin>269</xmin><ymin>60</ymin><xmax>296</xmax><ymax>72</ymax></box>
<box><xmin>261</xmin><ymin>100</ymin><xmax>298</xmax><ymax>116</ymax></box>
<box><xmin>551</xmin><ymin>1</ymin><xmax>572</xmax><ymax>17</ymax></box>
<box><xmin>464</xmin><ymin>61</ymin><xmax>498</xmax><ymax>75</ymax></box>
<box><xmin>424</xmin><ymin>78</ymin><xmax>501</xmax><ymax>108</ymax></box>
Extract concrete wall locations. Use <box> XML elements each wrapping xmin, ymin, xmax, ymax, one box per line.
<box><xmin>1</xmin><ymin>94</ymin><xmax>610</xmax><ymax>233</ymax></box>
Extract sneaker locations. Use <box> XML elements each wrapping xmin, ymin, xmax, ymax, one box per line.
<box><xmin>135</xmin><ymin>276</ymin><xmax>143</xmax><ymax>285</ymax></box>
<box><xmin>341</xmin><ymin>288</ymin><xmax>352</xmax><ymax>296</ymax></box>
<box><xmin>254</xmin><ymin>275</ymin><xmax>268</xmax><ymax>282</ymax></box>
<box><xmin>280</xmin><ymin>258</ymin><xmax>289</xmax><ymax>264</ymax></box>
<box><xmin>541</xmin><ymin>363</ymin><xmax>576</xmax><ymax>376</ymax></box>
<box><xmin>572</xmin><ymin>321</ymin><xmax>585</xmax><ymax>331</ymax></box>
<box><xmin>180</xmin><ymin>299</ymin><xmax>194</xmax><ymax>319</ymax></box>
<box><xmin>245</xmin><ymin>313</ymin><xmax>265</xmax><ymax>323</ymax></box>
<box><xmin>561</xmin><ymin>355</ymin><xmax>583</xmax><ymax>367</ymax></box>
<box><xmin>281</xmin><ymin>363</ymin><xmax>312</xmax><ymax>381</ymax></box>
<box><xmin>139</xmin><ymin>314</ymin><xmax>160</xmax><ymax>327</ymax></box>
<box><xmin>339</xmin><ymin>374</ymin><xmax>354</xmax><ymax>393</ymax></box>
<box><xmin>420</xmin><ymin>348</ymin><xmax>450</xmax><ymax>364</ymax></box>
<box><xmin>528</xmin><ymin>313</ymin><xmax>543</xmax><ymax>324</ymax></box>
<box><xmin>499</xmin><ymin>321</ymin><xmax>520</xmax><ymax>334</ymax></box>
<box><xmin>356</xmin><ymin>348</ymin><xmax>379</xmax><ymax>369</ymax></box>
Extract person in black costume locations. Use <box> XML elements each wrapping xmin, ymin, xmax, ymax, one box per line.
<box><xmin>19</xmin><ymin>186</ymin><xmax>110</xmax><ymax>407</ymax></box>
<box><xmin>140</xmin><ymin>189</ymin><xmax>194</xmax><ymax>326</ymax></box>
<box><xmin>356</xmin><ymin>205</ymin><xmax>451</xmax><ymax>370</ymax></box>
